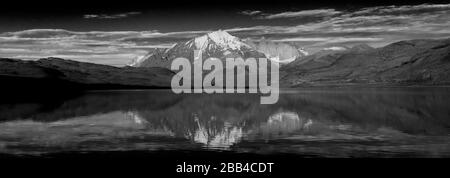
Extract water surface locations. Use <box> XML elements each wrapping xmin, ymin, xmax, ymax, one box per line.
<box><xmin>1</xmin><ymin>88</ymin><xmax>450</xmax><ymax>157</ymax></box>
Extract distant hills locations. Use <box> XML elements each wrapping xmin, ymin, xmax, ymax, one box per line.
<box><xmin>281</xmin><ymin>38</ymin><xmax>450</xmax><ymax>86</ymax></box>
<box><xmin>0</xmin><ymin>57</ymin><xmax>174</xmax><ymax>92</ymax></box>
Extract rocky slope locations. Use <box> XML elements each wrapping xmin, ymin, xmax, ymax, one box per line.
<box><xmin>281</xmin><ymin>38</ymin><xmax>450</xmax><ymax>87</ymax></box>
<box><xmin>0</xmin><ymin>57</ymin><xmax>175</xmax><ymax>92</ymax></box>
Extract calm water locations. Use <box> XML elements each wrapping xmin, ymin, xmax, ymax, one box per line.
<box><xmin>1</xmin><ymin>88</ymin><xmax>450</xmax><ymax>157</ymax></box>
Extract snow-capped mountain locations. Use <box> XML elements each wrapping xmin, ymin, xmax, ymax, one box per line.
<box><xmin>190</xmin><ymin>30</ymin><xmax>249</xmax><ymax>51</ymax></box>
<box><xmin>129</xmin><ymin>30</ymin><xmax>266</xmax><ymax>69</ymax></box>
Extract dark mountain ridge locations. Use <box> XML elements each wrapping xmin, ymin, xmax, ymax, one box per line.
<box><xmin>0</xmin><ymin>57</ymin><xmax>174</xmax><ymax>93</ymax></box>
<box><xmin>281</xmin><ymin>38</ymin><xmax>450</xmax><ymax>87</ymax></box>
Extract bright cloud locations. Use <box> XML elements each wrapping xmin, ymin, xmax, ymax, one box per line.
<box><xmin>83</xmin><ymin>12</ymin><xmax>141</xmax><ymax>19</ymax></box>
<box><xmin>260</xmin><ymin>9</ymin><xmax>341</xmax><ymax>19</ymax></box>
<box><xmin>240</xmin><ymin>10</ymin><xmax>262</xmax><ymax>16</ymax></box>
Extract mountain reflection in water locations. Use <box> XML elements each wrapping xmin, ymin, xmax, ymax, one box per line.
<box><xmin>0</xmin><ymin>88</ymin><xmax>450</xmax><ymax>157</ymax></box>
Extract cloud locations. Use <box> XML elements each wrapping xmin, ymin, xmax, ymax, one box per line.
<box><xmin>236</xmin><ymin>4</ymin><xmax>450</xmax><ymax>42</ymax></box>
<box><xmin>259</xmin><ymin>9</ymin><xmax>341</xmax><ymax>19</ymax></box>
<box><xmin>352</xmin><ymin>3</ymin><xmax>450</xmax><ymax>16</ymax></box>
<box><xmin>0</xmin><ymin>29</ymin><xmax>158</xmax><ymax>66</ymax></box>
<box><xmin>0</xmin><ymin>28</ymin><xmax>211</xmax><ymax>66</ymax></box>
<box><xmin>240</xmin><ymin>10</ymin><xmax>262</xmax><ymax>16</ymax></box>
<box><xmin>272</xmin><ymin>37</ymin><xmax>383</xmax><ymax>43</ymax></box>
<box><xmin>83</xmin><ymin>12</ymin><xmax>141</xmax><ymax>19</ymax></box>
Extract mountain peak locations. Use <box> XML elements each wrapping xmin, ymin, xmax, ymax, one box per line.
<box><xmin>130</xmin><ymin>30</ymin><xmax>266</xmax><ymax>68</ymax></box>
<box><xmin>207</xmin><ymin>30</ymin><xmax>234</xmax><ymax>40</ymax></box>
<box><xmin>191</xmin><ymin>30</ymin><xmax>249</xmax><ymax>50</ymax></box>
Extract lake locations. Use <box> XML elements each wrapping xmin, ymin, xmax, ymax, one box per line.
<box><xmin>1</xmin><ymin>87</ymin><xmax>450</xmax><ymax>157</ymax></box>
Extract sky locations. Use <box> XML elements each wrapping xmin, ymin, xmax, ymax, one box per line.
<box><xmin>0</xmin><ymin>0</ymin><xmax>449</xmax><ymax>66</ymax></box>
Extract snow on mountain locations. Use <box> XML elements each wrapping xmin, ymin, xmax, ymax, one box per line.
<box><xmin>320</xmin><ymin>44</ymin><xmax>373</xmax><ymax>53</ymax></box>
<box><xmin>128</xmin><ymin>30</ymin><xmax>314</xmax><ymax>68</ymax></box>
<box><xmin>189</xmin><ymin>30</ymin><xmax>250</xmax><ymax>51</ymax></box>
<box><xmin>298</xmin><ymin>48</ymin><xmax>309</xmax><ymax>56</ymax></box>
<box><xmin>128</xmin><ymin>33</ymin><xmax>374</xmax><ymax>69</ymax></box>
<box><xmin>128</xmin><ymin>48</ymin><xmax>168</xmax><ymax>67</ymax></box>
<box><xmin>129</xmin><ymin>30</ymin><xmax>266</xmax><ymax>69</ymax></box>
<box><xmin>323</xmin><ymin>46</ymin><xmax>348</xmax><ymax>51</ymax></box>
<box><xmin>128</xmin><ymin>54</ymin><xmax>148</xmax><ymax>67</ymax></box>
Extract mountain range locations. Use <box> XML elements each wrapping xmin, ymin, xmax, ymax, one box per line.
<box><xmin>128</xmin><ymin>30</ymin><xmax>299</xmax><ymax>68</ymax></box>
<box><xmin>1</xmin><ymin>30</ymin><xmax>449</xmax><ymax>91</ymax></box>
<box><xmin>281</xmin><ymin>38</ymin><xmax>450</xmax><ymax>86</ymax></box>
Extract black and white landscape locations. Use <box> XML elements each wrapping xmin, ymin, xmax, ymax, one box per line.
<box><xmin>1</xmin><ymin>0</ymin><xmax>450</xmax><ymax>172</ymax></box>
<box><xmin>2</xmin><ymin>31</ymin><xmax>450</xmax><ymax>89</ymax></box>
